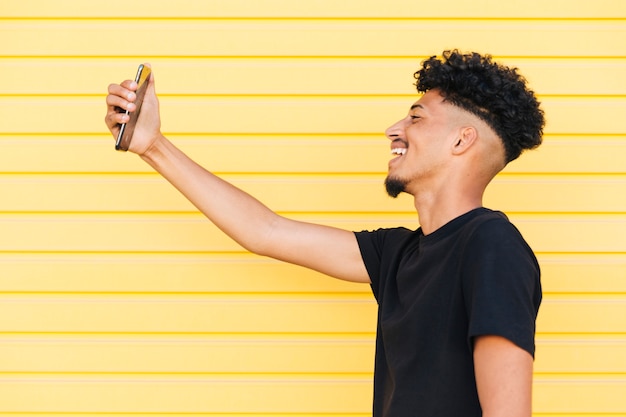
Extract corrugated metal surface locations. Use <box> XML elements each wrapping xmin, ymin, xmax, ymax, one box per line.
<box><xmin>0</xmin><ymin>1</ymin><xmax>625</xmax><ymax>415</ymax></box>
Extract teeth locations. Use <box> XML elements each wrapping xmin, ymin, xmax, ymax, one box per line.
<box><xmin>391</xmin><ymin>148</ymin><xmax>407</xmax><ymax>156</ymax></box>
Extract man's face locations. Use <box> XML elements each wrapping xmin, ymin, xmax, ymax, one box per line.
<box><xmin>384</xmin><ymin>90</ymin><xmax>461</xmax><ymax>197</ymax></box>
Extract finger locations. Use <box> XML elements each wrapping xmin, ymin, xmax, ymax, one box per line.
<box><xmin>119</xmin><ymin>78</ymin><xmax>138</xmax><ymax>92</ymax></box>
<box><xmin>107</xmin><ymin>82</ymin><xmax>137</xmax><ymax>105</ymax></box>
<box><xmin>104</xmin><ymin>107</ymin><xmax>130</xmax><ymax>132</ymax></box>
<box><xmin>106</xmin><ymin>93</ymin><xmax>136</xmax><ymax>113</ymax></box>
<box><xmin>105</xmin><ymin>105</ymin><xmax>130</xmax><ymax>123</ymax></box>
<box><xmin>104</xmin><ymin>91</ymin><xmax>133</xmax><ymax>131</ymax></box>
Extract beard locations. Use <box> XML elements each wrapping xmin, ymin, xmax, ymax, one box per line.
<box><xmin>384</xmin><ymin>175</ymin><xmax>407</xmax><ymax>198</ymax></box>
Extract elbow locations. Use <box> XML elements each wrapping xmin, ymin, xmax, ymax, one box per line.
<box><xmin>234</xmin><ymin>216</ymin><xmax>281</xmax><ymax>258</ymax></box>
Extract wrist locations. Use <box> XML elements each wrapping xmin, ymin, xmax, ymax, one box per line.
<box><xmin>137</xmin><ymin>133</ymin><xmax>168</xmax><ymax>166</ymax></box>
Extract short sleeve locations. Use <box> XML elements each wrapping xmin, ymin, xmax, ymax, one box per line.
<box><xmin>354</xmin><ymin>229</ymin><xmax>385</xmax><ymax>300</ymax></box>
<box><xmin>462</xmin><ymin>218</ymin><xmax>542</xmax><ymax>357</ymax></box>
<box><xmin>354</xmin><ymin>227</ymin><xmax>415</xmax><ymax>302</ymax></box>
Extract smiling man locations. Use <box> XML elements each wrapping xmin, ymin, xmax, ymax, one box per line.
<box><xmin>105</xmin><ymin>49</ymin><xmax>545</xmax><ymax>417</ymax></box>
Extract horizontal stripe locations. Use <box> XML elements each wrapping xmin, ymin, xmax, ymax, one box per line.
<box><xmin>0</xmin><ymin>136</ymin><xmax>624</xmax><ymax>175</ymax></box>
<box><xmin>0</xmin><ymin>294</ymin><xmax>378</xmax><ymax>333</ymax></box>
<box><xmin>534</xmin><ymin>377</ymin><xmax>626</xmax><ymax>413</ymax></box>
<box><xmin>1</xmin><ymin>334</ymin><xmax>623</xmax><ymax>373</ymax></box>
<box><xmin>0</xmin><ymin>335</ymin><xmax>376</xmax><ymax>373</ymax></box>
<box><xmin>0</xmin><ymin>375</ymin><xmax>622</xmax><ymax>413</ymax></box>
<box><xmin>0</xmin><ymin>375</ymin><xmax>372</xmax><ymax>413</ymax></box>
<box><xmin>0</xmin><ymin>174</ymin><xmax>625</xmax><ymax>213</ymax></box>
<box><xmin>2</xmin><ymin>253</ymin><xmax>625</xmax><ymax>294</ymax></box>
<box><xmin>535</xmin><ymin>337</ymin><xmax>626</xmax><ymax>373</ymax></box>
<box><xmin>540</xmin><ymin>254</ymin><xmax>626</xmax><ymax>293</ymax></box>
<box><xmin>2</xmin><ymin>57</ymin><xmax>625</xmax><ymax>96</ymax></box>
<box><xmin>1</xmin><ymin>97</ymin><xmax>625</xmax><ymax>135</ymax></box>
<box><xmin>1</xmin><ymin>214</ymin><xmax>625</xmax><ymax>253</ymax></box>
<box><xmin>2</xmin><ymin>20</ymin><xmax>625</xmax><ymax>57</ymax></box>
<box><xmin>0</xmin><ymin>294</ymin><xmax>623</xmax><ymax>333</ymax></box>
<box><xmin>0</xmin><ymin>253</ymin><xmax>367</xmax><ymax>294</ymax></box>
<box><xmin>3</xmin><ymin>0</ymin><xmax>625</xmax><ymax>18</ymax></box>
<box><xmin>538</xmin><ymin>297</ymin><xmax>626</xmax><ymax>333</ymax></box>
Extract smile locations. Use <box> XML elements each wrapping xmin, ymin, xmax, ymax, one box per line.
<box><xmin>391</xmin><ymin>148</ymin><xmax>407</xmax><ymax>156</ymax></box>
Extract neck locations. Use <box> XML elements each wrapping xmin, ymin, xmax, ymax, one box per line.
<box><xmin>411</xmin><ymin>184</ymin><xmax>485</xmax><ymax>235</ymax></box>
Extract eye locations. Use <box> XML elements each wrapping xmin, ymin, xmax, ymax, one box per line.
<box><xmin>410</xmin><ymin>114</ymin><xmax>421</xmax><ymax>122</ymax></box>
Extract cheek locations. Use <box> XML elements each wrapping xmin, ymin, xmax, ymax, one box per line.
<box><xmin>412</xmin><ymin>144</ymin><xmax>449</xmax><ymax>171</ymax></box>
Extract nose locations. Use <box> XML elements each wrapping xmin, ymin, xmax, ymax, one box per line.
<box><xmin>385</xmin><ymin>118</ymin><xmax>405</xmax><ymax>141</ymax></box>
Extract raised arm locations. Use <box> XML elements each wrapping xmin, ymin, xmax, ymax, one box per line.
<box><xmin>104</xmin><ymin>66</ymin><xmax>370</xmax><ymax>283</ymax></box>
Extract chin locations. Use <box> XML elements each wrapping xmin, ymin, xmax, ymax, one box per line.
<box><xmin>384</xmin><ymin>176</ymin><xmax>407</xmax><ymax>198</ymax></box>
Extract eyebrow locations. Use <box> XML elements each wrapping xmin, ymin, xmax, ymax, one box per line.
<box><xmin>410</xmin><ymin>103</ymin><xmax>424</xmax><ymax>110</ymax></box>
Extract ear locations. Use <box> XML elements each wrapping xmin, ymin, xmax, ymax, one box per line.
<box><xmin>451</xmin><ymin>126</ymin><xmax>478</xmax><ymax>155</ymax></box>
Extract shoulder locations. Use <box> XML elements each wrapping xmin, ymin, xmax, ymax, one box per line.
<box><xmin>465</xmin><ymin>209</ymin><xmax>534</xmax><ymax>255</ymax></box>
<box><xmin>459</xmin><ymin>209</ymin><xmax>540</xmax><ymax>297</ymax></box>
<box><xmin>461</xmin><ymin>209</ymin><xmax>540</xmax><ymax>296</ymax></box>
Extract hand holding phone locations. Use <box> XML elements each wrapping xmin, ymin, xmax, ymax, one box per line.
<box><xmin>115</xmin><ymin>64</ymin><xmax>152</xmax><ymax>151</ymax></box>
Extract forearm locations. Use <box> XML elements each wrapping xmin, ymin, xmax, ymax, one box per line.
<box><xmin>140</xmin><ymin>134</ymin><xmax>278</xmax><ymax>254</ymax></box>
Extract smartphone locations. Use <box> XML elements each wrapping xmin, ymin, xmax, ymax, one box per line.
<box><xmin>115</xmin><ymin>64</ymin><xmax>152</xmax><ymax>151</ymax></box>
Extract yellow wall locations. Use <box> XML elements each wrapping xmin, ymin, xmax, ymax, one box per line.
<box><xmin>1</xmin><ymin>0</ymin><xmax>625</xmax><ymax>415</ymax></box>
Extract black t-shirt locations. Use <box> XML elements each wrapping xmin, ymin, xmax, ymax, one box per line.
<box><xmin>354</xmin><ymin>208</ymin><xmax>542</xmax><ymax>417</ymax></box>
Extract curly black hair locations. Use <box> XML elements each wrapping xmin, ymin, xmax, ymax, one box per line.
<box><xmin>414</xmin><ymin>50</ymin><xmax>545</xmax><ymax>163</ymax></box>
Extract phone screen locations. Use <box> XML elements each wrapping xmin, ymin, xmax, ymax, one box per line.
<box><xmin>115</xmin><ymin>64</ymin><xmax>152</xmax><ymax>151</ymax></box>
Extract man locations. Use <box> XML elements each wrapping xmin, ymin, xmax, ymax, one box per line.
<box><xmin>105</xmin><ymin>50</ymin><xmax>544</xmax><ymax>417</ymax></box>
